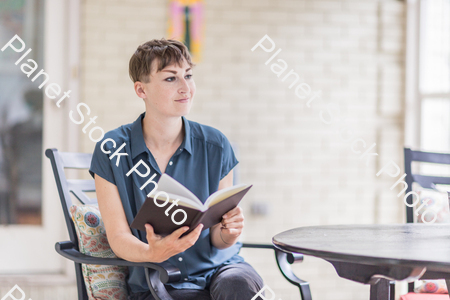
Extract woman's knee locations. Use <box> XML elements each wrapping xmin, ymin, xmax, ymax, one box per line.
<box><xmin>210</xmin><ymin>262</ymin><xmax>264</xmax><ymax>298</ymax></box>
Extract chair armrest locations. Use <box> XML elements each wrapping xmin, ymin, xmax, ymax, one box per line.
<box><xmin>242</xmin><ymin>243</ymin><xmax>304</xmax><ymax>263</ymax></box>
<box><xmin>242</xmin><ymin>242</ymin><xmax>311</xmax><ymax>300</ymax></box>
<box><xmin>274</xmin><ymin>246</ymin><xmax>311</xmax><ymax>300</ymax></box>
<box><xmin>56</xmin><ymin>241</ymin><xmax>181</xmax><ymax>283</ymax></box>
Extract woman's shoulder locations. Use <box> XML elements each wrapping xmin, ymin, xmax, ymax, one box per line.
<box><xmin>187</xmin><ymin>118</ymin><xmax>230</xmax><ymax>149</ymax></box>
<box><xmin>102</xmin><ymin>122</ymin><xmax>134</xmax><ymax>143</ymax></box>
<box><xmin>94</xmin><ymin>121</ymin><xmax>134</xmax><ymax>154</ymax></box>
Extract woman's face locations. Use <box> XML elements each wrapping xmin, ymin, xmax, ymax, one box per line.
<box><xmin>136</xmin><ymin>57</ymin><xmax>195</xmax><ymax>118</ymax></box>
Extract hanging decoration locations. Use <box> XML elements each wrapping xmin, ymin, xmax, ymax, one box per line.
<box><xmin>167</xmin><ymin>0</ymin><xmax>204</xmax><ymax>63</ymax></box>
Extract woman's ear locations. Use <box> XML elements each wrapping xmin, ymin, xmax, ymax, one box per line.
<box><xmin>134</xmin><ymin>81</ymin><xmax>147</xmax><ymax>99</ymax></box>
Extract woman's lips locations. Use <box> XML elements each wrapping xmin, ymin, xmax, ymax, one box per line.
<box><xmin>175</xmin><ymin>98</ymin><xmax>189</xmax><ymax>103</ymax></box>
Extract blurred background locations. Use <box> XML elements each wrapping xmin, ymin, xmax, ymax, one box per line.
<box><xmin>0</xmin><ymin>0</ymin><xmax>449</xmax><ymax>299</ymax></box>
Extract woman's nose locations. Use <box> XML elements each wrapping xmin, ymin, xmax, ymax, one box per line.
<box><xmin>179</xmin><ymin>79</ymin><xmax>190</xmax><ymax>94</ymax></box>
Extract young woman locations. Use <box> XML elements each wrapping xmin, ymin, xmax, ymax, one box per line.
<box><xmin>89</xmin><ymin>38</ymin><xmax>264</xmax><ymax>300</ymax></box>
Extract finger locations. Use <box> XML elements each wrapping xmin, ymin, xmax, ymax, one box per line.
<box><xmin>222</xmin><ymin>207</ymin><xmax>238</xmax><ymax>219</ymax></box>
<box><xmin>194</xmin><ymin>223</ymin><xmax>204</xmax><ymax>236</ymax></box>
<box><xmin>222</xmin><ymin>216</ymin><xmax>244</xmax><ymax>227</ymax></box>
<box><xmin>186</xmin><ymin>223</ymin><xmax>203</xmax><ymax>237</ymax></box>
<box><xmin>222</xmin><ymin>215</ymin><xmax>243</xmax><ymax>227</ymax></box>
<box><xmin>223</xmin><ymin>214</ymin><xmax>244</xmax><ymax>222</ymax></box>
<box><xmin>180</xmin><ymin>224</ymin><xmax>203</xmax><ymax>245</ymax></box>
<box><xmin>168</xmin><ymin>226</ymin><xmax>190</xmax><ymax>240</ymax></box>
<box><xmin>146</xmin><ymin>224</ymin><xmax>165</xmax><ymax>243</ymax></box>
<box><xmin>145</xmin><ymin>224</ymin><xmax>156</xmax><ymax>239</ymax></box>
<box><xmin>222</xmin><ymin>227</ymin><xmax>242</xmax><ymax>236</ymax></box>
<box><xmin>223</xmin><ymin>207</ymin><xmax>243</xmax><ymax>220</ymax></box>
<box><xmin>221</xmin><ymin>222</ymin><xmax>244</xmax><ymax>230</ymax></box>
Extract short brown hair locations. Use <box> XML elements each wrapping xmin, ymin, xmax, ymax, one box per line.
<box><xmin>129</xmin><ymin>38</ymin><xmax>195</xmax><ymax>83</ymax></box>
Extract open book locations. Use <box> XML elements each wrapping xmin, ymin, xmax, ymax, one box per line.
<box><xmin>130</xmin><ymin>174</ymin><xmax>253</xmax><ymax>235</ymax></box>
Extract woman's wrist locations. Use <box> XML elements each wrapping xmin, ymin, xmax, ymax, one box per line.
<box><xmin>220</xmin><ymin>229</ymin><xmax>234</xmax><ymax>245</ymax></box>
<box><xmin>220</xmin><ymin>228</ymin><xmax>241</xmax><ymax>246</ymax></box>
<box><xmin>143</xmin><ymin>243</ymin><xmax>155</xmax><ymax>261</ymax></box>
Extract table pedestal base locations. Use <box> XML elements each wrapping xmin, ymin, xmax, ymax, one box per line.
<box><xmin>370</xmin><ymin>279</ymin><xmax>394</xmax><ymax>300</ymax></box>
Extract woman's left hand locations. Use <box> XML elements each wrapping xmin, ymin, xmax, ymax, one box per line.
<box><xmin>220</xmin><ymin>206</ymin><xmax>244</xmax><ymax>239</ymax></box>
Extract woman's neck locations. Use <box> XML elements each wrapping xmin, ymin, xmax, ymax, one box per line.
<box><xmin>141</xmin><ymin>112</ymin><xmax>184</xmax><ymax>152</ymax></box>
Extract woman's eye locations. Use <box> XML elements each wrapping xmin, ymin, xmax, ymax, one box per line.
<box><xmin>165</xmin><ymin>74</ymin><xmax>192</xmax><ymax>82</ymax></box>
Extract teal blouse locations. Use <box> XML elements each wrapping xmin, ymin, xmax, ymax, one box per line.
<box><xmin>89</xmin><ymin>112</ymin><xmax>243</xmax><ymax>293</ymax></box>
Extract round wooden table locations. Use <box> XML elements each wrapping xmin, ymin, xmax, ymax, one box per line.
<box><xmin>273</xmin><ymin>224</ymin><xmax>450</xmax><ymax>300</ymax></box>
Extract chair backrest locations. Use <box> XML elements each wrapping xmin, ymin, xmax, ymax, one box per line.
<box><xmin>404</xmin><ymin>148</ymin><xmax>450</xmax><ymax>223</ymax></box>
<box><xmin>46</xmin><ymin>144</ymin><xmax>240</xmax><ymax>300</ymax></box>
<box><xmin>45</xmin><ymin>148</ymin><xmax>95</xmax><ymax>300</ymax></box>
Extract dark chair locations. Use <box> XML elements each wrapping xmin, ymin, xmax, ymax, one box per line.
<box><xmin>404</xmin><ymin>148</ymin><xmax>450</xmax><ymax>223</ymax></box>
<box><xmin>45</xmin><ymin>148</ymin><xmax>312</xmax><ymax>300</ymax></box>
<box><xmin>402</xmin><ymin>148</ymin><xmax>450</xmax><ymax>298</ymax></box>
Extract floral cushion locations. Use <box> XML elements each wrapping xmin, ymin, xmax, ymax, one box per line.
<box><xmin>401</xmin><ymin>292</ymin><xmax>449</xmax><ymax>299</ymax></box>
<box><xmin>70</xmin><ymin>204</ymin><xmax>129</xmax><ymax>299</ymax></box>
<box><xmin>414</xmin><ymin>280</ymin><xmax>448</xmax><ymax>294</ymax></box>
<box><xmin>412</xmin><ymin>183</ymin><xmax>450</xmax><ymax>224</ymax></box>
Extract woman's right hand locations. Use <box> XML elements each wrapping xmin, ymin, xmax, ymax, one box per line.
<box><xmin>96</xmin><ymin>174</ymin><xmax>202</xmax><ymax>263</ymax></box>
<box><xmin>144</xmin><ymin>223</ymin><xmax>203</xmax><ymax>263</ymax></box>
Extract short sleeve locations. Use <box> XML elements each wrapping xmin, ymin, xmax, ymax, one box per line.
<box><xmin>220</xmin><ymin>134</ymin><xmax>239</xmax><ymax>180</ymax></box>
<box><xmin>89</xmin><ymin>138</ymin><xmax>116</xmax><ymax>185</ymax></box>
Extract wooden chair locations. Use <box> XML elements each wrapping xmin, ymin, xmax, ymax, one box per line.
<box><xmin>45</xmin><ymin>148</ymin><xmax>313</xmax><ymax>300</ymax></box>
<box><xmin>401</xmin><ymin>148</ymin><xmax>450</xmax><ymax>299</ymax></box>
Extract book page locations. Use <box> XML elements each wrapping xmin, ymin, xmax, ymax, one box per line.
<box><xmin>156</xmin><ymin>174</ymin><xmax>202</xmax><ymax>206</ymax></box>
<box><xmin>153</xmin><ymin>192</ymin><xmax>203</xmax><ymax>211</ymax></box>
<box><xmin>204</xmin><ymin>184</ymin><xmax>250</xmax><ymax>208</ymax></box>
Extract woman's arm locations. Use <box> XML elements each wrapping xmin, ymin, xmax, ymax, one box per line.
<box><xmin>210</xmin><ymin>170</ymin><xmax>245</xmax><ymax>249</ymax></box>
<box><xmin>95</xmin><ymin>174</ymin><xmax>203</xmax><ymax>263</ymax></box>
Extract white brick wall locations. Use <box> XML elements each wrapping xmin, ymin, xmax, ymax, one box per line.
<box><xmin>78</xmin><ymin>0</ymin><xmax>406</xmax><ymax>299</ymax></box>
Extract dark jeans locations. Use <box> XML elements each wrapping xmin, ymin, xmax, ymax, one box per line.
<box><xmin>128</xmin><ymin>262</ymin><xmax>264</xmax><ymax>300</ymax></box>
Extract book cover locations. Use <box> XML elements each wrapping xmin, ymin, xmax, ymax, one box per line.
<box><xmin>130</xmin><ymin>174</ymin><xmax>253</xmax><ymax>235</ymax></box>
